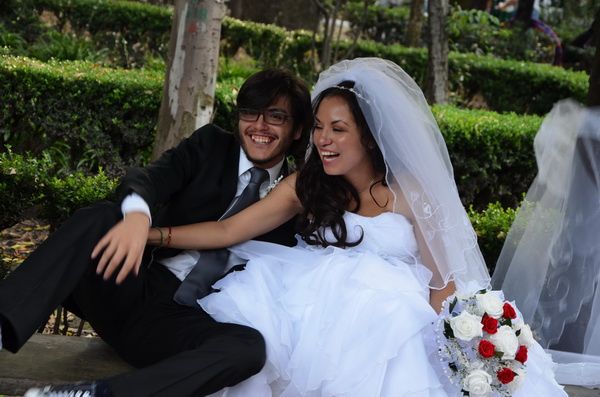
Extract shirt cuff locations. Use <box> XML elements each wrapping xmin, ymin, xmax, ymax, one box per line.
<box><xmin>121</xmin><ymin>193</ymin><xmax>152</xmax><ymax>225</ymax></box>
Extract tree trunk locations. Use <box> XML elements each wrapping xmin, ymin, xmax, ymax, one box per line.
<box><xmin>312</xmin><ymin>0</ymin><xmax>344</xmax><ymax>70</ymax></box>
<box><xmin>425</xmin><ymin>0</ymin><xmax>449</xmax><ymax>104</ymax></box>
<box><xmin>152</xmin><ymin>0</ymin><xmax>225</xmax><ymax>160</ymax></box>
<box><xmin>228</xmin><ymin>0</ymin><xmax>243</xmax><ymax>19</ymax></box>
<box><xmin>514</xmin><ymin>0</ymin><xmax>534</xmax><ymax>26</ymax></box>
<box><xmin>588</xmin><ymin>9</ymin><xmax>600</xmax><ymax>107</ymax></box>
<box><xmin>405</xmin><ymin>0</ymin><xmax>425</xmax><ymax>47</ymax></box>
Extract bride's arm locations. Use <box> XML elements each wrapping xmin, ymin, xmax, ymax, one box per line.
<box><xmin>148</xmin><ymin>173</ymin><xmax>302</xmax><ymax>250</ymax></box>
<box><xmin>413</xmin><ymin>225</ymin><xmax>456</xmax><ymax>313</ymax></box>
<box><xmin>393</xmin><ymin>193</ymin><xmax>455</xmax><ymax>313</ymax></box>
<box><xmin>94</xmin><ymin>174</ymin><xmax>301</xmax><ymax>283</ymax></box>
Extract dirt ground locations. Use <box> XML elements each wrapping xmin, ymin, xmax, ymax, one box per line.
<box><xmin>0</xmin><ymin>219</ymin><xmax>96</xmax><ymax>337</ymax></box>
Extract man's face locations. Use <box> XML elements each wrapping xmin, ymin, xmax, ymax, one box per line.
<box><xmin>237</xmin><ymin>96</ymin><xmax>301</xmax><ymax>169</ymax></box>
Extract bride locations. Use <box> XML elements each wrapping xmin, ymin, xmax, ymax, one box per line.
<box><xmin>147</xmin><ymin>58</ymin><xmax>566</xmax><ymax>396</ymax></box>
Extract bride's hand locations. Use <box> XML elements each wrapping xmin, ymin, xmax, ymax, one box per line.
<box><xmin>91</xmin><ymin>211</ymin><xmax>149</xmax><ymax>284</ymax></box>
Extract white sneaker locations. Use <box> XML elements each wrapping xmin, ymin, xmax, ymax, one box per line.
<box><xmin>24</xmin><ymin>383</ymin><xmax>96</xmax><ymax>397</ymax></box>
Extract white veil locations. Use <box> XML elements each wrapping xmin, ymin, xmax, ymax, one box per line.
<box><xmin>311</xmin><ymin>58</ymin><xmax>490</xmax><ymax>292</ymax></box>
<box><xmin>492</xmin><ymin>100</ymin><xmax>600</xmax><ymax>387</ymax></box>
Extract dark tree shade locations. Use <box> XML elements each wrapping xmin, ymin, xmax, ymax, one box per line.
<box><xmin>515</xmin><ymin>0</ymin><xmax>534</xmax><ymax>27</ymax></box>
<box><xmin>588</xmin><ymin>9</ymin><xmax>600</xmax><ymax>107</ymax></box>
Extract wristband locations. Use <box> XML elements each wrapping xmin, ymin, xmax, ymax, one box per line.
<box><xmin>155</xmin><ymin>227</ymin><xmax>164</xmax><ymax>246</ymax></box>
<box><xmin>166</xmin><ymin>226</ymin><xmax>172</xmax><ymax>247</ymax></box>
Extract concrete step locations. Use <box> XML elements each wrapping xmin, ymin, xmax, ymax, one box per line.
<box><xmin>0</xmin><ymin>334</ymin><xmax>131</xmax><ymax>396</ymax></box>
<box><xmin>0</xmin><ymin>334</ymin><xmax>598</xmax><ymax>396</ymax></box>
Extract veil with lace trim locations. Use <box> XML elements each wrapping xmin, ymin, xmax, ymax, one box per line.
<box><xmin>311</xmin><ymin>58</ymin><xmax>491</xmax><ymax>292</ymax></box>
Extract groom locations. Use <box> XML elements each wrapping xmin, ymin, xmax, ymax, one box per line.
<box><xmin>0</xmin><ymin>69</ymin><xmax>312</xmax><ymax>396</ymax></box>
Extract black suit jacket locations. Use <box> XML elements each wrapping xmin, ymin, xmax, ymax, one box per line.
<box><xmin>116</xmin><ymin>124</ymin><xmax>297</xmax><ymax>260</ymax></box>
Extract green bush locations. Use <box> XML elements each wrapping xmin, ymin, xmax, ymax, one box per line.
<box><xmin>0</xmin><ymin>25</ymin><xmax>27</xmax><ymax>54</ymax></box>
<box><xmin>0</xmin><ymin>0</ymin><xmax>44</xmax><ymax>42</ymax></box>
<box><xmin>43</xmin><ymin>168</ymin><xmax>117</xmax><ymax>226</ymax></box>
<box><xmin>448</xmin><ymin>52</ymin><xmax>588</xmax><ymax>114</ymax></box>
<box><xmin>28</xmin><ymin>30</ymin><xmax>108</xmax><ymax>62</ymax></box>
<box><xmin>345</xmin><ymin>41</ymin><xmax>589</xmax><ymax>115</ymax></box>
<box><xmin>468</xmin><ymin>202</ymin><xmax>517</xmax><ymax>274</ymax></box>
<box><xmin>221</xmin><ymin>18</ymin><xmax>315</xmax><ymax>79</ymax></box>
<box><xmin>0</xmin><ymin>150</ymin><xmax>117</xmax><ymax>229</ymax></box>
<box><xmin>0</xmin><ymin>149</ymin><xmax>52</xmax><ymax>229</ymax></box>
<box><xmin>0</xmin><ymin>55</ymin><xmax>163</xmax><ymax>174</ymax></box>
<box><xmin>448</xmin><ymin>8</ymin><xmax>557</xmax><ymax>64</ymax></box>
<box><xmin>34</xmin><ymin>0</ymin><xmax>171</xmax><ymax>67</ymax></box>
<box><xmin>342</xmin><ymin>2</ymin><xmax>410</xmax><ymax>44</ymax></box>
<box><xmin>433</xmin><ymin>105</ymin><xmax>542</xmax><ymax>209</ymax></box>
<box><xmin>0</xmin><ymin>55</ymin><xmax>259</xmax><ymax>174</ymax></box>
<box><xmin>2</xmin><ymin>55</ymin><xmax>552</xmax><ymax>209</ymax></box>
<box><xmin>8</xmin><ymin>0</ymin><xmax>587</xmax><ymax>114</ymax></box>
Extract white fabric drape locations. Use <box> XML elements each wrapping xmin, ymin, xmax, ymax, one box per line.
<box><xmin>492</xmin><ymin>100</ymin><xmax>600</xmax><ymax>387</ymax></box>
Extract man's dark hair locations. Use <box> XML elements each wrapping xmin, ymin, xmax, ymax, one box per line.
<box><xmin>236</xmin><ymin>69</ymin><xmax>312</xmax><ymax>167</ymax></box>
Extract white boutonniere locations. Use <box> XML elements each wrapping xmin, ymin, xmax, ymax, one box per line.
<box><xmin>261</xmin><ymin>175</ymin><xmax>284</xmax><ymax>199</ymax></box>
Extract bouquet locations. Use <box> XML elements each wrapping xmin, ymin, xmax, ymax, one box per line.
<box><xmin>434</xmin><ymin>289</ymin><xmax>537</xmax><ymax>396</ymax></box>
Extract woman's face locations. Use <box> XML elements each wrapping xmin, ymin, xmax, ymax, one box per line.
<box><xmin>313</xmin><ymin>95</ymin><xmax>370</xmax><ymax>179</ymax></box>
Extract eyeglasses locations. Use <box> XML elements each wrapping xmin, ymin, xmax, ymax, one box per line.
<box><xmin>237</xmin><ymin>108</ymin><xmax>292</xmax><ymax>126</ymax></box>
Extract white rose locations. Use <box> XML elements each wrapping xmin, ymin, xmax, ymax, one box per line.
<box><xmin>449</xmin><ymin>311</ymin><xmax>483</xmax><ymax>341</ymax></box>
<box><xmin>463</xmin><ymin>369</ymin><xmax>492</xmax><ymax>397</ymax></box>
<box><xmin>475</xmin><ymin>291</ymin><xmax>504</xmax><ymax>318</ymax></box>
<box><xmin>517</xmin><ymin>324</ymin><xmax>536</xmax><ymax>347</ymax></box>
<box><xmin>490</xmin><ymin>325</ymin><xmax>519</xmax><ymax>359</ymax></box>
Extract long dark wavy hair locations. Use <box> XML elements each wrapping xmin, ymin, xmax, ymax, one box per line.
<box><xmin>296</xmin><ymin>81</ymin><xmax>387</xmax><ymax>248</ymax></box>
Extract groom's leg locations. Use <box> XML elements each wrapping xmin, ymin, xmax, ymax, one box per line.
<box><xmin>0</xmin><ymin>201</ymin><xmax>121</xmax><ymax>352</ymax></box>
<box><xmin>99</xmin><ymin>265</ymin><xmax>266</xmax><ymax>397</ymax></box>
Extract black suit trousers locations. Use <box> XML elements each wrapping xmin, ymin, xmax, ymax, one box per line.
<box><xmin>0</xmin><ymin>202</ymin><xmax>265</xmax><ymax>396</ymax></box>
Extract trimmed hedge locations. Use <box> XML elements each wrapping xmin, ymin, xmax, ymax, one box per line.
<box><xmin>34</xmin><ymin>0</ymin><xmax>171</xmax><ymax>67</ymax></box>
<box><xmin>433</xmin><ymin>105</ymin><xmax>542</xmax><ymax>209</ymax></box>
<box><xmin>225</xmin><ymin>18</ymin><xmax>588</xmax><ymax>114</ymax></box>
<box><xmin>0</xmin><ymin>55</ymin><xmax>251</xmax><ymax>174</ymax></box>
<box><xmin>0</xmin><ymin>55</ymin><xmax>162</xmax><ymax>174</ymax></box>
<box><xmin>0</xmin><ymin>149</ymin><xmax>116</xmax><ymax>229</ymax></box>
<box><xmin>468</xmin><ymin>202</ymin><xmax>517</xmax><ymax>275</ymax></box>
<box><xmin>20</xmin><ymin>0</ymin><xmax>590</xmax><ymax>114</ymax></box>
<box><xmin>1</xmin><ymin>150</ymin><xmax>517</xmax><ymax>271</ymax></box>
<box><xmin>340</xmin><ymin>40</ymin><xmax>589</xmax><ymax>115</ymax></box>
<box><xmin>1</xmin><ymin>55</ymin><xmax>545</xmax><ymax>209</ymax></box>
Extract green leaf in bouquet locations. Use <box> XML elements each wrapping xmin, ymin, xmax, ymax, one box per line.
<box><xmin>449</xmin><ymin>296</ymin><xmax>458</xmax><ymax>313</ymax></box>
<box><xmin>444</xmin><ymin>320</ymin><xmax>455</xmax><ymax>339</ymax></box>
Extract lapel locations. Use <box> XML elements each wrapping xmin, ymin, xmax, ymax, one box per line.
<box><xmin>280</xmin><ymin>159</ymin><xmax>291</xmax><ymax>178</ymax></box>
<box><xmin>220</xmin><ymin>145</ymin><xmax>241</xmax><ymax>213</ymax></box>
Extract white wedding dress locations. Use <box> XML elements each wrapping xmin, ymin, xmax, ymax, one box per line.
<box><xmin>200</xmin><ymin>212</ymin><xmax>566</xmax><ymax>397</ymax></box>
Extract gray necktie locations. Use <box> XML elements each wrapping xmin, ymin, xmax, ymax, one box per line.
<box><xmin>174</xmin><ymin>167</ymin><xmax>269</xmax><ymax>306</ymax></box>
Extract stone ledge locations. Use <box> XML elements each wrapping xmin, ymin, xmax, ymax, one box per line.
<box><xmin>1</xmin><ymin>334</ymin><xmax>599</xmax><ymax>396</ymax></box>
<box><xmin>0</xmin><ymin>334</ymin><xmax>132</xmax><ymax>396</ymax></box>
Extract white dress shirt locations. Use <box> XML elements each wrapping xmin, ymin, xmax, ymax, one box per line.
<box><xmin>122</xmin><ymin>149</ymin><xmax>284</xmax><ymax>281</ymax></box>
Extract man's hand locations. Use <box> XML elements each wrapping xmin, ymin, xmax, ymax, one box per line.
<box><xmin>92</xmin><ymin>212</ymin><xmax>150</xmax><ymax>284</ymax></box>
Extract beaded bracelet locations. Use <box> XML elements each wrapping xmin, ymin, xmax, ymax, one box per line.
<box><xmin>155</xmin><ymin>227</ymin><xmax>164</xmax><ymax>246</ymax></box>
<box><xmin>165</xmin><ymin>226</ymin><xmax>172</xmax><ymax>247</ymax></box>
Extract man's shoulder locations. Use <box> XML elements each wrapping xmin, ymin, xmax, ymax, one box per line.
<box><xmin>191</xmin><ymin>124</ymin><xmax>236</xmax><ymax>143</ymax></box>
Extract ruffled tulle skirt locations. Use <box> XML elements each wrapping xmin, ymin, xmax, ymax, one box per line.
<box><xmin>199</xmin><ymin>241</ymin><xmax>566</xmax><ymax>397</ymax></box>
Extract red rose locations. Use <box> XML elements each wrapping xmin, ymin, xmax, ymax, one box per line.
<box><xmin>515</xmin><ymin>345</ymin><xmax>528</xmax><ymax>364</ymax></box>
<box><xmin>503</xmin><ymin>302</ymin><xmax>517</xmax><ymax>319</ymax></box>
<box><xmin>497</xmin><ymin>367</ymin><xmax>516</xmax><ymax>384</ymax></box>
<box><xmin>481</xmin><ymin>314</ymin><xmax>499</xmax><ymax>334</ymax></box>
<box><xmin>478</xmin><ymin>339</ymin><xmax>496</xmax><ymax>358</ymax></box>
